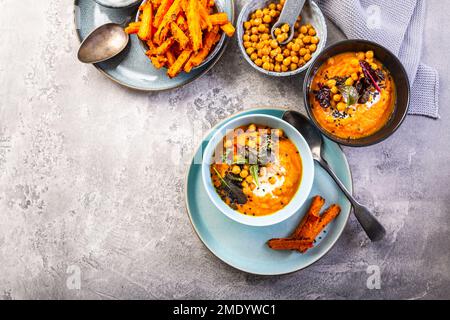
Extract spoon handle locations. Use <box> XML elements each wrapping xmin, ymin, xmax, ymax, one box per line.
<box><xmin>316</xmin><ymin>158</ymin><xmax>386</xmax><ymax>242</ymax></box>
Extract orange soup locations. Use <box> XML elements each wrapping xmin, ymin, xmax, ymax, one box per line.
<box><xmin>210</xmin><ymin>124</ymin><xmax>302</xmax><ymax>216</ymax></box>
<box><xmin>309</xmin><ymin>51</ymin><xmax>395</xmax><ymax>139</ymax></box>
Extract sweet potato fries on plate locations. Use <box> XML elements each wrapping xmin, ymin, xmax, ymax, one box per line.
<box><xmin>268</xmin><ymin>196</ymin><xmax>341</xmax><ymax>253</ymax></box>
<box><xmin>125</xmin><ymin>0</ymin><xmax>235</xmax><ymax>78</ymax></box>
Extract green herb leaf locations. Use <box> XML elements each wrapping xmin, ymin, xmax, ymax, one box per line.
<box><xmin>338</xmin><ymin>85</ymin><xmax>360</xmax><ymax>107</ymax></box>
<box><xmin>249</xmin><ymin>164</ymin><xmax>260</xmax><ymax>187</ymax></box>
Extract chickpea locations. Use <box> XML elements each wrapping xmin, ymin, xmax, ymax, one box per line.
<box><xmin>304</xmin><ymin>53</ymin><xmax>312</xmax><ymax>61</ymax></box>
<box><xmin>232</xmin><ymin>165</ymin><xmax>241</xmax><ymax>175</ymax></box>
<box><xmin>311</xmin><ymin>36</ymin><xmax>319</xmax><ymax>44</ymax></box>
<box><xmin>356</xmin><ymin>52</ymin><xmax>365</xmax><ymax>60</ymax></box>
<box><xmin>291</xmin><ymin>56</ymin><xmax>299</xmax><ymax>64</ymax></box>
<box><xmin>263</xmin><ymin>8</ymin><xmax>270</xmax><ymax>15</ymax></box>
<box><xmin>336</xmin><ymin>102</ymin><xmax>347</xmax><ymax>112</ymax></box>
<box><xmin>255</xmin><ymin>58</ymin><xmax>263</xmax><ymax>66</ymax></box>
<box><xmin>331</xmin><ymin>86</ymin><xmax>338</xmax><ymax>94</ymax></box>
<box><xmin>281</xmin><ymin>64</ymin><xmax>289</xmax><ymax>72</ymax></box>
<box><xmin>326</xmin><ymin>79</ymin><xmax>336</xmax><ymax>87</ymax></box>
<box><xmin>250</xmin><ymin>53</ymin><xmax>258</xmax><ymax>61</ymax></box>
<box><xmin>299</xmin><ymin>48</ymin><xmax>307</xmax><ymax>56</ymax></box>
<box><xmin>240</xmin><ymin>170</ymin><xmax>249</xmax><ymax>178</ymax></box>
<box><xmin>275</xmin><ymin>54</ymin><xmax>284</xmax><ymax>62</ymax></box>
<box><xmin>274</xmin><ymin>64</ymin><xmax>281</xmax><ymax>72</ymax></box>
<box><xmin>308</xmin><ymin>28</ymin><xmax>316</xmax><ymax>36</ymax></box>
<box><xmin>251</xmin><ymin>27</ymin><xmax>259</xmax><ymax>34</ymax></box>
<box><xmin>250</xmin><ymin>34</ymin><xmax>258</xmax><ymax>42</ymax></box>
<box><xmin>270</xmin><ymin>9</ymin><xmax>278</xmax><ymax>17</ymax></box>
<box><xmin>276</xmin><ymin>4</ymin><xmax>282</xmax><ymax>10</ymax></box>
<box><xmin>262</xmin><ymin>46</ymin><xmax>271</xmax><ymax>55</ymax></box>
<box><xmin>244</xmin><ymin>21</ymin><xmax>252</xmax><ymax>30</ymax></box>
<box><xmin>290</xmin><ymin>50</ymin><xmax>298</xmax><ymax>57</ymax></box>
<box><xmin>286</xmin><ymin>42</ymin><xmax>293</xmax><ymax>50</ymax></box>
<box><xmin>262</xmin><ymin>61</ymin><xmax>271</xmax><ymax>70</ymax></box>
<box><xmin>263</xmin><ymin>15</ymin><xmax>272</xmax><ymax>23</ymax></box>
<box><xmin>283</xmin><ymin>48</ymin><xmax>290</xmax><ymax>57</ymax></box>
<box><xmin>242</xmin><ymin>181</ymin><xmax>248</xmax><ymax>188</ymax></box>
<box><xmin>351</xmin><ymin>73</ymin><xmax>359</xmax><ymax>81</ymax></box>
<box><xmin>244</xmin><ymin>41</ymin><xmax>252</xmax><ymax>49</ymax></box>
<box><xmin>276</xmin><ymin>34</ymin><xmax>286</xmax><ymax>43</ymax></box>
<box><xmin>281</xmin><ymin>23</ymin><xmax>290</xmax><ymax>33</ymax></box>
<box><xmin>269</xmin><ymin>176</ymin><xmax>277</xmax><ymax>184</ymax></box>
<box><xmin>261</xmin><ymin>33</ymin><xmax>270</xmax><ymax>41</ymax></box>
<box><xmin>274</xmin><ymin>27</ymin><xmax>282</xmax><ymax>36</ymax></box>
<box><xmin>300</xmin><ymin>26</ymin><xmax>308</xmax><ymax>34</ymax></box>
<box><xmin>249</xmin><ymin>183</ymin><xmax>256</xmax><ymax>191</ymax></box>
<box><xmin>345</xmin><ymin>77</ymin><xmax>354</xmax><ymax>86</ymax></box>
<box><xmin>309</xmin><ymin>44</ymin><xmax>317</xmax><ymax>52</ymax></box>
<box><xmin>246</xmin><ymin>47</ymin><xmax>255</xmax><ymax>55</ymax></box>
<box><xmin>261</xmin><ymin>55</ymin><xmax>270</xmax><ymax>63</ymax></box>
<box><xmin>269</xmin><ymin>49</ymin><xmax>278</xmax><ymax>58</ymax></box>
<box><xmin>333</xmin><ymin>94</ymin><xmax>342</xmax><ymax>102</ymax></box>
<box><xmin>371</xmin><ymin>63</ymin><xmax>378</xmax><ymax>70</ymax></box>
<box><xmin>365</xmin><ymin>50</ymin><xmax>374</xmax><ymax>59</ymax></box>
<box><xmin>255</xmin><ymin>9</ymin><xmax>263</xmax><ymax>18</ymax></box>
<box><xmin>258</xmin><ymin>24</ymin><xmax>267</xmax><ymax>33</ymax></box>
<box><xmin>269</xmin><ymin>39</ymin><xmax>278</xmax><ymax>49</ymax></box>
<box><xmin>303</xmin><ymin>35</ymin><xmax>311</xmax><ymax>44</ymax></box>
<box><xmin>295</xmin><ymin>38</ymin><xmax>304</xmax><ymax>47</ymax></box>
<box><xmin>243</xmin><ymin>34</ymin><xmax>250</xmax><ymax>42</ymax></box>
<box><xmin>269</xmin><ymin>3</ymin><xmax>276</xmax><ymax>10</ymax></box>
<box><xmin>245</xmin><ymin>175</ymin><xmax>253</xmax><ymax>183</ymax></box>
<box><xmin>256</xmin><ymin>42</ymin><xmax>264</xmax><ymax>50</ymax></box>
<box><xmin>290</xmin><ymin>63</ymin><xmax>298</xmax><ymax>71</ymax></box>
<box><xmin>291</xmin><ymin>43</ymin><xmax>300</xmax><ymax>52</ymax></box>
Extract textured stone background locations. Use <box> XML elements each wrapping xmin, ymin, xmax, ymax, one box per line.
<box><xmin>0</xmin><ymin>0</ymin><xmax>449</xmax><ymax>300</ymax></box>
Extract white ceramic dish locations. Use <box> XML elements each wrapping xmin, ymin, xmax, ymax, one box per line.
<box><xmin>201</xmin><ymin>114</ymin><xmax>314</xmax><ymax>227</ymax></box>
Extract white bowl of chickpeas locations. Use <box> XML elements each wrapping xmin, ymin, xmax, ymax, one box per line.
<box><xmin>237</xmin><ymin>0</ymin><xmax>327</xmax><ymax>76</ymax></box>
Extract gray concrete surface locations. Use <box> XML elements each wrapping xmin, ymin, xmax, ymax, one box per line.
<box><xmin>0</xmin><ymin>0</ymin><xmax>449</xmax><ymax>300</ymax></box>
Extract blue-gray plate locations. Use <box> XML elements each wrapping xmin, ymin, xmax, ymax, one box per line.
<box><xmin>185</xmin><ymin>108</ymin><xmax>352</xmax><ymax>275</ymax></box>
<box><xmin>74</xmin><ymin>0</ymin><xmax>235</xmax><ymax>91</ymax></box>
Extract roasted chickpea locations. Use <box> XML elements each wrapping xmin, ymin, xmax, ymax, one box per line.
<box><xmin>274</xmin><ymin>27</ymin><xmax>282</xmax><ymax>36</ymax></box>
<box><xmin>270</xmin><ymin>9</ymin><xmax>278</xmax><ymax>17</ymax></box>
<box><xmin>276</xmin><ymin>34</ymin><xmax>286</xmax><ymax>43</ymax></box>
<box><xmin>333</xmin><ymin>94</ymin><xmax>342</xmax><ymax>102</ymax></box>
<box><xmin>275</xmin><ymin>54</ymin><xmax>284</xmax><ymax>62</ymax></box>
<box><xmin>290</xmin><ymin>63</ymin><xmax>298</xmax><ymax>71</ymax></box>
<box><xmin>336</xmin><ymin>102</ymin><xmax>347</xmax><ymax>112</ymax></box>
<box><xmin>232</xmin><ymin>165</ymin><xmax>241</xmax><ymax>175</ymax></box>
<box><xmin>281</xmin><ymin>23</ymin><xmax>290</xmax><ymax>33</ymax></box>
<box><xmin>345</xmin><ymin>77</ymin><xmax>354</xmax><ymax>86</ymax></box>
<box><xmin>281</xmin><ymin>64</ymin><xmax>289</xmax><ymax>72</ymax></box>
<box><xmin>240</xmin><ymin>170</ymin><xmax>249</xmax><ymax>178</ymax></box>
<box><xmin>304</xmin><ymin>53</ymin><xmax>311</xmax><ymax>61</ymax></box>
<box><xmin>246</xmin><ymin>47</ymin><xmax>255</xmax><ymax>55</ymax></box>
<box><xmin>251</xmin><ymin>27</ymin><xmax>259</xmax><ymax>34</ymax></box>
<box><xmin>331</xmin><ymin>86</ymin><xmax>338</xmax><ymax>94</ymax></box>
<box><xmin>261</xmin><ymin>33</ymin><xmax>270</xmax><ymax>41</ymax></box>
<box><xmin>308</xmin><ymin>28</ymin><xmax>316</xmax><ymax>36</ymax></box>
<box><xmin>255</xmin><ymin>58</ymin><xmax>263</xmax><ymax>66</ymax></box>
<box><xmin>274</xmin><ymin>64</ymin><xmax>281</xmax><ymax>72</ymax></box>
<box><xmin>283</xmin><ymin>57</ymin><xmax>291</xmax><ymax>66</ymax></box>
<box><xmin>244</xmin><ymin>21</ymin><xmax>252</xmax><ymax>30</ymax></box>
<box><xmin>283</xmin><ymin>48</ymin><xmax>290</xmax><ymax>57</ymax></box>
<box><xmin>309</xmin><ymin>44</ymin><xmax>317</xmax><ymax>52</ymax></box>
<box><xmin>269</xmin><ymin>176</ymin><xmax>277</xmax><ymax>184</ymax></box>
<box><xmin>263</xmin><ymin>15</ymin><xmax>272</xmax><ymax>23</ymax></box>
<box><xmin>269</xmin><ymin>3</ymin><xmax>276</xmax><ymax>10</ymax></box>
<box><xmin>255</xmin><ymin>9</ymin><xmax>263</xmax><ymax>18</ymax></box>
<box><xmin>262</xmin><ymin>61</ymin><xmax>271</xmax><ymax>70</ymax></box>
<box><xmin>311</xmin><ymin>36</ymin><xmax>319</xmax><ymax>44</ymax></box>
<box><xmin>303</xmin><ymin>35</ymin><xmax>311</xmax><ymax>44</ymax></box>
<box><xmin>243</xmin><ymin>34</ymin><xmax>250</xmax><ymax>42</ymax></box>
<box><xmin>250</xmin><ymin>53</ymin><xmax>258</xmax><ymax>61</ymax></box>
<box><xmin>300</xmin><ymin>26</ymin><xmax>308</xmax><ymax>34</ymax></box>
<box><xmin>365</xmin><ymin>50</ymin><xmax>374</xmax><ymax>59</ymax></box>
<box><xmin>291</xmin><ymin>43</ymin><xmax>301</xmax><ymax>52</ymax></box>
<box><xmin>351</xmin><ymin>73</ymin><xmax>359</xmax><ymax>81</ymax></box>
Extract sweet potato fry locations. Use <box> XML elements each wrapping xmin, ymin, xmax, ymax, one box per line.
<box><xmin>137</xmin><ymin>3</ymin><xmax>153</xmax><ymax>40</ymax></box>
<box><xmin>170</xmin><ymin>22</ymin><xmax>189</xmax><ymax>49</ymax></box>
<box><xmin>153</xmin><ymin>0</ymin><xmax>174</xmax><ymax>28</ymax></box>
<box><xmin>167</xmin><ymin>48</ymin><xmax>192</xmax><ymax>78</ymax></box>
<box><xmin>125</xmin><ymin>22</ymin><xmax>141</xmax><ymax>34</ymax></box>
<box><xmin>209</xmin><ymin>13</ymin><xmax>229</xmax><ymax>25</ymax></box>
<box><xmin>186</xmin><ymin>0</ymin><xmax>203</xmax><ymax>51</ymax></box>
<box><xmin>267</xmin><ymin>239</ymin><xmax>313</xmax><ymax>251</ymax></box>
<box><xmin>220</xmin><ymin>23</ymin><xmax>235</xmax><ymax>37</ymax></box>
<box><xmin>199</xmin><ymin>2</ymin><xmax>212</xmax><ymax>31</ymax></box>
<box><xmin>314</xmin><ymin>204</ymin><xmax>341</xmax><ymax>236</ymax></box>
<box><xmin>148</xmin><ymin>37</ymin><xmax>174</xmax><ymax>55</ymax></box>
<box><xmin>150</xmin><ymin>55</ymin><xmax>167</xmax><ymax>69</ymax></box>
<box><xmin>166</xmin><ymin>49</ymin><xmax>176</xmax><ymax>67</ymax></box>
<box><xmin>176</xmin><ymin>14</ymin><xmax>188</xmax><ymax>31</ymax></box>
<box><xmin>154</xmin><ymin>0</ymin><xmax>182</xmax><ymax>44</ymax></box>
<box><xmin>184</xmin><ymin>25</ymin><xmax>219</xmax><ymax>71</ymax></box>
<box><xmin>291</xmin><ymin>196</ymin><xmax>325</xmax><ymax>240</ymax></box>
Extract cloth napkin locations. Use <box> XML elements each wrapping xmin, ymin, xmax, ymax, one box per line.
<box><xmin>316</xmin><ymin>0</ymin><xmax>439</xmax><ymax>118</ymax></box>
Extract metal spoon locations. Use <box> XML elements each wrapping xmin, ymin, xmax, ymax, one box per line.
<box><xmin>271</xmin><ymin>0</ymin><xmax>306</xmax><ymax>45</ymax></box>
<box><xmin>282</xmin><ymin>110</ymin><xmax>386</xmax><ymax>241</ymax></box>
<box><xmin>77</xmin><ymin>23</ymin><xmax>129</xmax><ymax>64</ymax></box>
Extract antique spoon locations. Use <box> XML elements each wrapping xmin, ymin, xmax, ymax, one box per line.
<box><xmin>282</xmin><ymin>110</ymin><xmax>386</xmax><ymax>241</ymax></box>
<box><xmin>77</xmin><ymin>22</ymin><xmax>129</xmax><ymax>64</ymax></box>
<box><xmin>271</xmin><ymin>0</ymin><xmax>306</xmax><ymax>45</ymax></box>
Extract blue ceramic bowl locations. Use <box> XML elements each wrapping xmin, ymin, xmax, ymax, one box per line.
<box><xmin>201</xmin><ymin>114</ymin><xmax>314</xmax><ymax>227</ymax></box>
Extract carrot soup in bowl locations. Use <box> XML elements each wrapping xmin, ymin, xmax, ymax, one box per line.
<box><xmin>201</xmin><ymin>114</ymin><xmax>314</xmax><ymax>227</ymax></box>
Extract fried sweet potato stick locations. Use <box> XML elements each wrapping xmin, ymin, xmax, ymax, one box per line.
<box><xmin>166</xmin><ymin>49</ymin><xmax>176</xmax><ymax>67</ymax></box>
<box><xmin>220</xmin><ymin>23</ymin><xmax>235</xmax><ymax>37</ymax></box>
<box><xmin>183</xmin><ymin>26</ymin><xmax>219</xmax><ymax>72</ymax></box>
<box><xmin>154</xmin><ymin>0</ymin><xmax>182</xmax><ymax>44</ymax></box>
<box><xmin>199</xmin><ymin>2</ymin><xmax>212</xmax><ymax>31</ymax></box>
<box><xmin>150</xmin><ymin>55</ymin><xmax>167</xmax><ymax>69</ymax></box>
<box><xmin>148</xmin><ymin>37</ymin><xmax>174</xmax><ymax>55</ymax></box>
<box><xmin>170</xmin><ymin>22</ymin><xmax>189</xmax><ymax>49</ymax></box>
<box><xmin>267</xmin><ymin>239</ymin><xmax>314</xmax><ymax>251</ymax></box>
<box><xmin>176</xmin><ymin>14</ymin><xmax>188</xmax><ymax>31</ymax></box>
<box><xmin>186</xmin><ymin>0</ymin><xmax>203</xmax><ymax>52</ymax></box>
<box><xmin>153</xmin><ymin>0</ymin><xmax>174</xmax><ymax>27</ymax></box>
<box><xmin>314</xmin><ymin>204</ymin><xmax>341</xmax><ymax>236</ymax></box>
<box><xmin>209</xmin><ymin>13</ymin><xmax>229</xmax><ymax>25</ymax></box>
<box><xmin>125</xmin><ymin>22</ymin><xmax>141</xmax><ymax>34</ymax></box>
<box><xmin>167</xmin><ymin>48</ymin><xmax>192</xmax><ymax>78</ymax></box>
<box><xmin>291</xmin><ymin>195</ymin><xmax>325</xmax><ymax>240</ymax></box>
<box><xmin>137</xmin><ymin>3</ymin><xmax>153</xmax><ymax>40</ymax></box>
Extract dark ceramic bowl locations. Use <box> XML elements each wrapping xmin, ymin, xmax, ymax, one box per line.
<box><xmin>303</xmin><ymin>39</ymin><xmax>410</xmax><ymax>147</ymax></box>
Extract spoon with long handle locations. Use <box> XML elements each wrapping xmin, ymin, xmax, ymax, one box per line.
<box><xmin>282</xmin><ymin>110</ymin><xmax>386</xmax><ymax>241</ymax></box>
<box><xmin>77</xmin><ymin>22</ymin><xmax>130</xmax><ymax>64</ymax></box>
<box><xmin>271</xmin><ymin>0</ymin><xmax>306</xmax><ymax>45</ymax></box>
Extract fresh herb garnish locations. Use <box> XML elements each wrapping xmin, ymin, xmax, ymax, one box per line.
<box><xmin>338</xmin><ymin>85</ymin><xmax>360</xmax><ymax>107</ymax></box>
<box><xmin>213</xmin><ymin>167</ymin><xmax>247</xmax><ymax>204</ymax></box>
<box><xmin>249</xmin><ymin>164</ymin><xmax>260</xmax><ymax>187</ymax></box>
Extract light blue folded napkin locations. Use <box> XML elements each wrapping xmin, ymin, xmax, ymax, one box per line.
<box><xmin>316</xmin><ymin>0</ymin><xmax>439</xmax><ymax>118</ymax></box>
